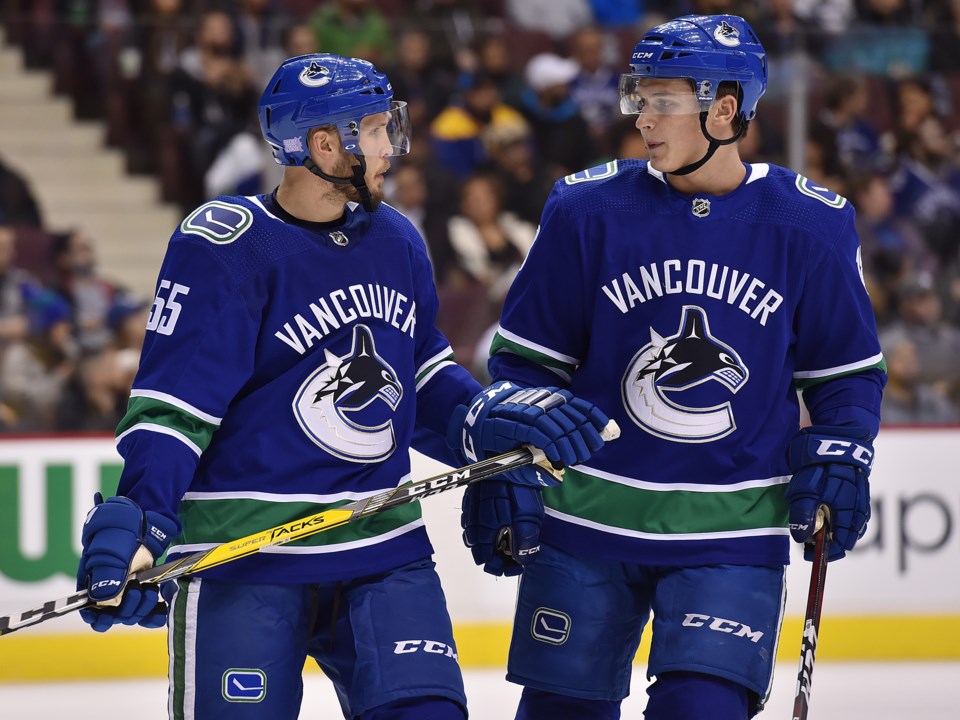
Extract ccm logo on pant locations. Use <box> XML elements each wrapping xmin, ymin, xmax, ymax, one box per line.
<box><xmin>393</xmin><ymin>640</ymin><xmax>459</xmax><ymax>660</ymax></box>
<box><xmin>682</xmin><ymin>613</ymin><xmax>764</xmax><ymax>643</ymax></box>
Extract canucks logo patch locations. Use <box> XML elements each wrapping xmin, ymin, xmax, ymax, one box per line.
<box><xmin>180</xmin><ymin>201</ymin><xmax>253</xmax><ymax>244</ymax></box>
<box><xmin>622</xmin><ymin>305</ymin><xmax>748</xmax><ymax>442</ymax></box>
<box><xmin>293</xmin><ymin>324</ymin><xmax>401</xmax><ymax>462</ymax></box>
<box><xmin>222</xmin><ymin>669</ymin><xmax>266</xmax><ymax>703</ymax></box>
<box><xmin>713</xmin><ymin>20</ymin><xmax>741</xmax><ymax>47</ymax></box>
<box><xmin>531</xmin><ymin>608</ymin><xmax>571</xmax><ymax>645</ymax></box>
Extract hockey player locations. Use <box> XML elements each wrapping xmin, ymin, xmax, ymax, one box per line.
<box><xmin>74</xmin><ymin>54</ymin><xmax>610</xmax><ymax>720</ymax></box>
<box><xmin>461</xmin><ymin>15</ymin><xmax>885</xmax><ymax>720</ymax></box>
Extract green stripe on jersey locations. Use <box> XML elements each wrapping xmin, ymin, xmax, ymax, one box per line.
<box><xmin>416</xmin><ymin>352</ymin><xmax>455</xmax><ymax>383</ymax></box>
<box><xmin>794</xmin><ymin>358</ymin><xmax>887</xmax><ymax>389</ymax></box>
<box><xmin>544</xmin><ymin>468</ymin><xmax>789</xmax><ymax>535</ymax></box>
<box><xmin>175</xmin><ymin>496</ymin><xmax>422</xmax><ymax>548</ymax></box>
<box><xmin>489</xmin><ymin>333</ymin><xmax>578</xmax><ymax>377</ymax></box>
<box><xmin>116</xmin><ymin>395</ymin><xmax>219</xmax><ymax>451</ymax></box>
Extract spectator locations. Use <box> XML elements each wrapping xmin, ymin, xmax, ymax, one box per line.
<box><xmin>309</xmin><ymin>0</ymin><xmax>393</xmax><ymax>67</ymax></box>
<box><xmin>168</xmin><ymin>9</ymin><xmax>261</xmax><ymax>207</ymax></box>
<box><xmin>519</xmin><ymin>52</ymin><xmax>599</xmax><ymax>177</ymax></box>
<box><xmin>447</xmin><ymin>173</ymin><xmax>536</xmax><ymax>303</ymax></box>
<box><xmin>0</xmin><ymin>154</ymin><xmax>43</xmax><ymax>227</ymax></box>
<box><xmin>879</xmin><ymin>330</ymin><xmax>960</xmax><ymax>423</ymax></box>
<box><xmin>880</xmin><ymin>271</ymin><xmax>960</xmax><ymax>402</ymax></box>
<box><xmin>236</xmin><ymin>0</ymin><xmax>290</xmax><ymax>88</ymax></box>
<box><xmin>0</xmin><ymin>290</ymin><xmax>80</xmax><ymax>431</ymax></box>
<box><xmin>50</xmin><ymin>229</ymin><xmax>126</xmax><ymax>356</ymax></box>
<box><xmin>400</xmin><ymin>0</ymin><xmax>486</xmax><ymax>73</ymax></box>
<box><xmin>507</xmin><ymin>0</ymin><xmax>593</xmax><ymax>40</ymax></box>
<box><xmin>472</xmin><ymin>34</ymin><xmax>526</xmax><ymax>109</ymax></box>
<box><xmin>80</xmin><ymin>292</ymin><xmax>149</xmax><ymax>430</ymax></box>
<box><xmin>283</xmin><ymin>22</ymin><xmax>318</xmax><ymax>58</ymax></box>
<box><xmin>568</xmin><ymin>27</ymin><xmax>621</xmax><ymax>156</ymax></box>
<box><xmin>823</xmin><ymin>0</ymin><xmax>929</xmax><ymax>76</ymax></box>
<box><xmin>927</xmin><ymin>0</ymin><xmax>960</xmax><ymax>73</ymax></box>
<box><xmin>0</xmin><ymin>225</ymin><xmax>41</xmax><ymax>351</ymax></box>
<box><xmin>430</xmin><ymin>71</ymin><xmax>527</xmax><ymax>177</ymax></box>
<box><xmin>481</xmin><ymin>119</ymin><xmax>555</xmax><ymax>225</ymax></box>
<box><xmin>809</xmin><ymin>73</ymin><xmax>884</xmax><ymax>177</ymax></box>
<box><xmin>385</xmin><ymin>27</ymin><xmax>457</xmax><ymax>128</ymax></box>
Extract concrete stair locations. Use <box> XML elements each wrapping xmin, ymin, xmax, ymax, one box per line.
<box><xmin>0</xmin><ymin>31</ymin><xmax>178</xmax><ymax>299</ymax></box>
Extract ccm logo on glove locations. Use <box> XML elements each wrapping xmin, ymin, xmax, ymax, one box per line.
<box><xmin>815</xmin><ymin>439</ymin><xmax>873</xmax><ymax>467</ymax></box>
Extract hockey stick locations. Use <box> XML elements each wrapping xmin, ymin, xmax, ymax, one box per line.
<box><xmin>0</xmin><ymin>420</ymin><xmax>620</xmax><ymax>637</ymax></box>
<box><xmin>791</xmin><ymin>504</ymin><xmax>832</xmax><ymax>720</ymax></box>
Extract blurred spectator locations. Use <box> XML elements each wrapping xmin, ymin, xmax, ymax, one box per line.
<box><xmin>0</xmin><ymin>226</ymin><xmax>41</xmax><ymax>351</ymax></box>
<box><xmin>80</xmin><ymin>293</ymin><xmax>149</xmax><ymax>430</ymax></box>
<box><xmin>50</xmin><ymin>230</ymin><xmax>128</xmax><ymax>356</ymax></box>
<box><xmin>167</xmin><ymin>9</ymin><xmax>262</xmax><ymax>206</ymax></box>
<box><xmin>236</xmin><ymin>0</ymin><xmax>290</xmax><ymax>87</ymax></box>
<box><xmin>430</xmin><ymin>71</ymin><xmax>527</xmax><ymax>177</ymax></box>
<box><xmin>481</xmin><ymin>120</ymin><xmax>555</xmax><ymax>225</ymax></box>
<box><xmin>880</xmin><ymin>271</ymin><xmax>960</xmax><ymax>402</ymax></box>
<box><xmin>879</xmin><ymin>330</ymin><xmax>960</xmax><ymax>423</ymax></box>
<box><xmin>520</xmin><ymin>53</ymin><xmax>599</xmax><ymax>177</ymax></box>
<box><xmin>400</xmin><ymin>0</ymin><xmax>486</xmax><ymax>73</ymax></box>
<box><xmin>447</xmin><ymin>173</ymin><xmax>536</xmax><ymax>301</ymax></box>
<box><xmin>568</xmin><ymin>27</ymin><xmax>621</xmax><ymax>156</ymax></box>
<box><xmin>506</xmin><ymin>0</ymin><xmax>593</xmax><ymax>40</ymax></box>
<box><xmin>609</xmin><ymin>116</ymin><xmax>650</xmax><ymax>160</ymax></box>
<box><xmin>310</xmin><ymin>0</ymin><xmax>393</xmax><ymax>67</ymax></box>
<box><xmin>810</xmin><ymin>73</ymin><xmax>884</xmax><ymax>177</ymax></box>
<box><xmin>889</xmin><ymin>108</ymin><xmax>960</xmax><ymax>266</ymax></box>
<box><xmin>927</xmin><ymin>0</ymin><xmax>960</xmax><ymax>73</ymax></box>
<box><xmin>283</xmin><ymin>22</ymin><xmax>318</xmax><ymax>57</ymax></box>
<box><xmin>0</xmin><ymin>155</ymin><xmax>43</xmax><ymax>227</ymax></box>
<box><xmin>385</xmin><ymin>28</ymin><xmax>457</xmax><ymax>128</ymax></box>
<box><xmin>385</xmin><ymin>164</ymin><xmax>431</xmax><ymax>249</ymax></box>
<box><xmin>793</xmin><ymin>0</ymin><xmax>856</xmax><ymax>34</ymax></box>
<box><xmin>472</xmin><ymin>34</ymin><xmax>526</xmax><ymax>108</ymax></box>
<box><xmin>0</xmin><ymin>290</ymin><xmax>80</xmax><ymax>431</ymax></box>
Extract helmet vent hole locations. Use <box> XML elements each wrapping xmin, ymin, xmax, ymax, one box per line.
<box><xmin>661</xmin><ymin>51</ymin><xmax>674</xmax><ymax>60</ymax></box>
<box><xmin>265</xmin><ymin>107</ymin><xmax>271</xmax><ymax>126</ymax></box>
<box><xmin>272</xmin><ymin>78</ymin><xmax>282</xmax><ymax>94</ymax></box>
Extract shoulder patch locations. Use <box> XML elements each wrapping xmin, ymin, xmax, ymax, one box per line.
<box><xmin>794</xmin><ymin>175</ymin><xmax>847</xmax><ymax>209</ymax></box>
<box><xmin>564</xmin><ymin>160</ymin><xmax>619</xmax><ymax>185</ymax></box>
<box><xmin>180</xmin><ymin>201</ymin><xmax>254</xmax><ymax>244</ymax></box>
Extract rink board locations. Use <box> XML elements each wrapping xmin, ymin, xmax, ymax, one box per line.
<box><xmin>1</xmin><ymin>431</ymin><xmax>958</xmax><ymax>681</ymax></box>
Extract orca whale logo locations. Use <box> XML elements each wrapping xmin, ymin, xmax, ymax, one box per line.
<box><xmin>299</xmin><ymin>60</ymin><xmax>332</xmax><ymax>87</ymax></box>
<box><xmin>293</xmin><ymin>324</ymin><xmax>402</xmax><ymax>462</ymax></box>
<box><xmin>621</xmin><ymin>305</ymin><xmax>748</xmax><ymax>442</ymax></box>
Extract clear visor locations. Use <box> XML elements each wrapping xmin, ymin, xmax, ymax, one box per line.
<box><xmin>618</xmin><ymin>75</ymin><xmax>706</xmax><ymax>116</ymax></box>
<box><xmin>341</xmin><ymin>100</ymin><xmax>412</xmax><ymax>157</ymax></box>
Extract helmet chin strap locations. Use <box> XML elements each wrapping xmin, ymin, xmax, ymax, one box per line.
<box><xmin>303</xmin><ymin>154</ymin><xmax>375</xmax><ymax>212</ymax></box>
<box><xmin>667</xmin><ymin>111</ymin><xmax>744</xmax><ymax>177</ymax></box>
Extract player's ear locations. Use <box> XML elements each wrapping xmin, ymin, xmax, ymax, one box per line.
<box><xmin>712</xmin><ymin>94</ymin><xmax>738</xmax><ymax>126</ymax></box>
<box><xmin>308</xmin><ymin>127</ymin><xmax>339</xmax><ymax>163</ymax></box>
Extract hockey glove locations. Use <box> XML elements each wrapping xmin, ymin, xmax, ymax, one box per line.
<box><xmin>786</xmin><ymin>425</ymin><xmax>874</xmax><ymax>561</ymax></box>
<box><xmin>448</xmin><ymin>382</ymin><xmax>609</xmax><ymax>488</ymax></box>
<box><xmin>76</xmin><ymin>493</ymin><xmax>178</xmax><ymax>632</ymax></box>
<box><xmin>462</xmin><ymin>479</ymin><xmax>544</xmax><ymax>576</ymax></box>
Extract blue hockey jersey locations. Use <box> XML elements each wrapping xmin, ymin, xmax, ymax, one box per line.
<box><xmin>115</xmin><ymin>193</ymin><xmax>479</xmax><ymax>583</ymax></box>
<box><xmin>489</xmin><ymin>160</ymin><xmax>885</xmax><ymax>568</ymax></box>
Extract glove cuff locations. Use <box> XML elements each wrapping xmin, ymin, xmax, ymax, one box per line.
<box><xmin>788</xmin><ymin>425</ymin><xmax>874</xmax><ymax>472</ymax></box>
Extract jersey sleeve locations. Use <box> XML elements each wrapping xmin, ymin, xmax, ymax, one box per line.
<box><xmin>114</xmin><ymin>233</ymin><xmax>262</xmax><ymax>525</ymax></box>
<box><xmin>406</xmin><ymin>228</ymin><xmax>479</xmax><ymax>463</ymax></box>
<box><xmin>793</xmin><ymin>208</ymin><xmax>884</xmax><ymax>385</ymax></box>
<box><xmin>489</xmin><ymin>181</ymin><xmax>592</xmax><ymax>388</ymax></box>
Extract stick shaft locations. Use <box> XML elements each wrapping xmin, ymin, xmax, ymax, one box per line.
<box><xmin>792</xmin><ymin>504</ymin><xmax>832</xmax><ymax>720</ymax></box>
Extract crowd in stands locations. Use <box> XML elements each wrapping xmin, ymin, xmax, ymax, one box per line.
<box><xmin>1</xmin><ymin>0</ymin><xmax>960</xmax><ymax>430</ymax></box>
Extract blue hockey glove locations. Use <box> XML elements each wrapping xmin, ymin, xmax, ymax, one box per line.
<box><xmin>76</xmin><ymin>493</ymin><xmax>178</xmax><ymax>632</ymax></box>
<box><xmin>786</xmin><ymin>425</ymin><xmax>874</xmax><ymax>561</ymax></box>
<box><xmin>461</xmin><ymin>480</ymin><xmax>544</xmax><ymax>576</ymax></box>
<box><xmin>448</xmin><ymin>382</ymin><xmax>610</xmax><ymax>487</ymax></box>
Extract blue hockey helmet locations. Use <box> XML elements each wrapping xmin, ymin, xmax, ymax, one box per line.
<box><xmin>620</xmin><ymin>15</ymin><xmax>767</xmax><ymax>121</ymax></box>
<box><xmin>258</xmin><ymin>54</ymin><xmax>411</xmax><ymax>166</ymax></box>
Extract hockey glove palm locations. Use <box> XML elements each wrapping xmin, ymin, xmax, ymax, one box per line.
<box><xmin>461</xmin><ymin>479</ymin><xmax>544</xmax><ymax>576</ymax></box>
<box><xmin>76</xmin><ymin>493</ymin><xmax>178</xmax><ymax>632</ymax></box>
<box><xmin>448</xmin><ymin>383</ymin><xmax>609</xmax><ymax>487</ymax></box>
<box><xmin>786</xmin><ymin>425</ymin><xmax>874</xmax><ymax>561</ymax></box>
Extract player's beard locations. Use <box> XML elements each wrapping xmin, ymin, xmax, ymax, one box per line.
<box><xmin>328</xmin><ymin>152</ymin><xmax>384</xmax><ymax>211</ymax></box>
